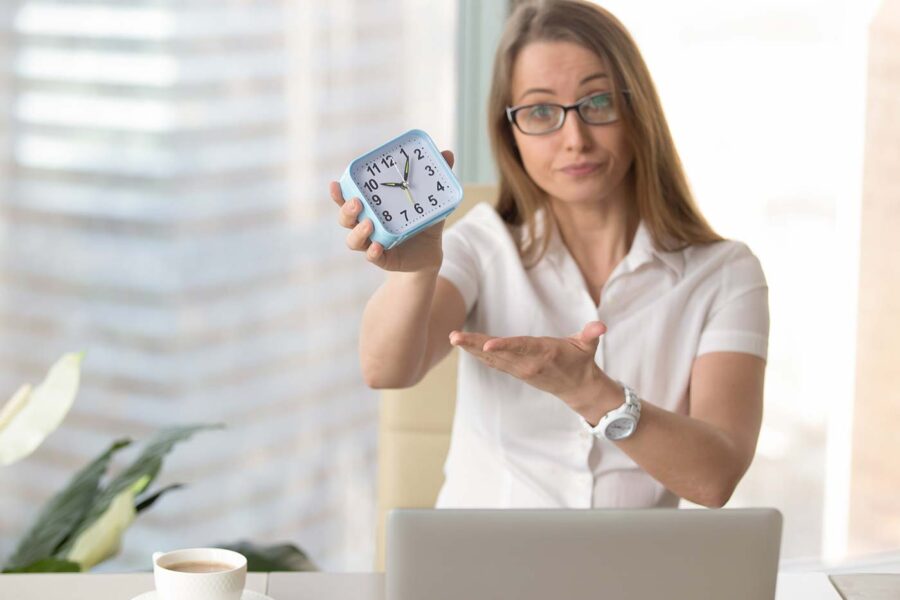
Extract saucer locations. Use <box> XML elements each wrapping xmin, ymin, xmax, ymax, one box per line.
<box><xmin>131</xmin><ymin>591</ymin><xmax>274</xmax><ymax>600</ymax></box>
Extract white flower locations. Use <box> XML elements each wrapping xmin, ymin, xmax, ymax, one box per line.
<box><xmin>0</xmin><ymin>352</ymin><xmax>84</xmax><ymax>466</ymax></box>
<box><xmin>65</xmin><ymin>476</ymin><xmax>150</xmax><ymax>570</ymax></box>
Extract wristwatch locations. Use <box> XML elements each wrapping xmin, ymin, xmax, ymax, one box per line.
<box><xmin>588</xmin><ymin>382</ymin><xmax>642</xmax><ymax>441</ymax></box>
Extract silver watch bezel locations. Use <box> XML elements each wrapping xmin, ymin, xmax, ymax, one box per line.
<box><xmin>590</xmin><ymin>382</ymin><xmax>642</xmax><ymax>441</ymax></box>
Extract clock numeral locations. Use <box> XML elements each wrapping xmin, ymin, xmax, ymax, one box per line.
<box><xmin>366</xmin><ymin>163</ymin><xmax>381</xmax><ymax>176</ymax></box>
<box><xmin>428</xmin><ymin>194</ymin><xmax>438</xmax><ymax>206</ymax></box>
<box><xmin>399</xmin><ymin>147</ymin><xmax>409</xmax><ymax>160</ymax></box>
<box><xmin>436</xmin><ymin>181</ymin><xmax>445</xmax><ymax>192</ymax></box>
<box><xmin>414</xmin><ymin>203</ymin><xmax>424</xmax><ymax>215</ymax></box>
<box><xmin>371</xmin><ymin>194</ymin><xmax>381</xmax><ymax>206</ymax></box>
<box><xmin>363</xmin><ymin>178</ymin><xmax>379</xmax><ymax>193</ymax></box>
<box><xmin>382</xmin><ymin>210</ymin><xmax>392</xmax><ymax>222</ymax></box>
<box><xmin>401</xmin><ymin>209</ymin><xmax>409</xmax><ymax>222</ymax></box>
<box><xmin>381</xmin><ymin>156</ymin><xmax>395</xmax><ymax>168</ymax></box>
<box><xmin>414</xmin><ymin>148</ymin><xmax>424</xmax><ymax>160</ymax></box>
<box><xmin>425</xmin><ymin>165</ymin><xmax>435</xmax><ymax>177</ymax></box>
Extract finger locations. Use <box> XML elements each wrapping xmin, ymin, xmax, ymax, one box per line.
<box><xmin>339</xmin><ymin>196</ymin><xmax>363</xmax><ymax>229</ymax></box>
<box><xmin>365</xmin><ymin>241</ymin><xmax>385</xmax><ymax>264</ymax></box>
<box><xmin>449</xmin><ymin>331</ymin><xmax>519</xmax><ymax>368</ymax></box>
<box><xmin>449</xmin><ymin>330</ymin><xmax>493</xmax><ymax>349</ymax></box>
<box><xmin>346</xmin><ymin>219</ymin><xmax>374</xmax><ymax>251</ymax></box>
<box><xmin>440</xmin><ymin>150</ymin><xmax>455</xmax><ymax>169</ymax></box>
<box><xmin>482</xmin><ymin>336</ymin><xmax>535</xmax><ymax>355</ymax></box>
<box><xmin>455</xmin><ymin>341</ymin><xmax>518</xmax><ymax>373</ymax></box>
<box><xmin>329</xmin><ymin>181</ymin><xmax>346</xmax><ymax>208</ymax></box>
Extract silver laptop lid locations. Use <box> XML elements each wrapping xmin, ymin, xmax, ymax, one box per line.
<box><xmin>387</xmin><ymin>508</ymin><xmax>782</xmax><ymax>600</ymax></box>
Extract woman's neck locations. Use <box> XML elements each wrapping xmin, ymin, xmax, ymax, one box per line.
<box><xmin>548</xmin><ymin>189</ymin><xmax>639</xmax><ymax>279</ymax></box>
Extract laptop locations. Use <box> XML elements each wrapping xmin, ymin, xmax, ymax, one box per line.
<box><xmin>386</xmin><ymin>508</ymin><xmax>782</xmax><ymax>600</ymax></box>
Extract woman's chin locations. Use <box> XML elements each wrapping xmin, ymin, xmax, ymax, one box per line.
<box><xmin>547</xmin><ymin>186</ymin><xmax>613</xmax><ymax>207</ymax></box>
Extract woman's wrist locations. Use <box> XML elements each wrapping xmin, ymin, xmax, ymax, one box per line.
<box><xmin>389</xmin><ymin>264</ymin><xmax>441</xmax><ymax>285</ymax></box>
<box><xmin>567</xmin><ymin>371</ymin><xmax>623</xmax><ymax>427</ymax></box>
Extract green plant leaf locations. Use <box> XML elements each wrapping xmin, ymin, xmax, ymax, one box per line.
<box><xmin>2</xmin><ymin>557</ymin><xmax>81</xmax><ymax>573</ymax></box>
<box><xmin>0</xmin><ymin>352</ymin><xmax>84</xmax><ymax>466</ymax></box>
<box><xmin>3</xmin><ymin>438</ymin><xmax>131</xmax><ymax>572</ymax></box>
<box><xmin>56</xmin><ymin>424</ymin><xmax>222</xmax><ymax>558</ymax></box>
<box><xmin>135</xmin><ymin>483</ymin><xmax>185</xmax><ymax>514</ymax></box>
<box><xmin>64</xmin><ymin>476</ymin><xmax>147</xmax><ymax>570</ymax></box>
<box><xmin>216</xmin><ymin>541</ymin><xmax>318</xmax><ymax>572</ymax></box>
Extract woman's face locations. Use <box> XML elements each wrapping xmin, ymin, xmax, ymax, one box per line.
<box><xmin>509</xmin><ymin>41</ymin><xmax>634</xmax><ymax>208</ymax></box>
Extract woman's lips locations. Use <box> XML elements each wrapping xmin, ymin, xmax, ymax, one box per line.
<box><xmin>560</xmin><ymin>162</ymin><xmax>601</xmax><ymax>176</ymax></box>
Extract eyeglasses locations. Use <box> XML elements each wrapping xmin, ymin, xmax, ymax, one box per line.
<box><xmin>505</xmin><ymin>91</ymin><xmax>628</xmax><ymax>135</ymax></box>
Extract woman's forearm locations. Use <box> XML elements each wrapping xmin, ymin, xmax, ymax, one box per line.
<box><xmin>359</xmin><ymin>268</ymin><xmax>440</xmax><ymax>389</ymax></box>
<box><xmin>578</xmin><ymin>383</ymin><xmax>749</xmax><ymax>508</ymax></box>
<box><xmin>615</xmin><ymin>401</ymin><xmax>748</xmax><ymax>507</ymax></box>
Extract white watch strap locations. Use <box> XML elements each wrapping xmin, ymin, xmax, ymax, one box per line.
<box><xmin>621</xmin><ymin>383</ymin><xmax>641</xmax><ymax>412</ymax></box>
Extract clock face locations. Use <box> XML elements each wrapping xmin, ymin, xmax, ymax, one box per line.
<box><xmin>351</xmin><ymin>132</ymin><xmax>459</xmax><ymax>236</ymax></box>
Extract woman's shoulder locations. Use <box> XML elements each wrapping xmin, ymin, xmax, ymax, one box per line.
<box><xmin>445</xmin><ymin>202</ymin><xmax>517</xmax><ymax>251</ymax></box>
<box><xmin>684</xmin><ymin>237</ymin><xmax>759</xmax><ymax>262</ymax></box>
<box><xmin>681</xmin><ymin>237</ymin><xmax>766</xmax><ymax>288</ymax></box>
<box><xmin>449</xmin><ymin>202</ymin><xmax>505</xmax><ymax>231</ymax></box>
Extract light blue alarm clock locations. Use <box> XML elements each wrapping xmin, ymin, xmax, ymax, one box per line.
<box><xmin>339</xmin><ymin>129</ymin><xmax>464</xmax><ymax>249</ymax></box>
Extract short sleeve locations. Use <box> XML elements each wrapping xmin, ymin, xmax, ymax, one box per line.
<box><xmin>696</xmin><ymin>244</ymin><xmax>770</xmax><ymax>360</ymax></box>
<box><xmin>438</xmin><ymin>211</ymin><xmax>482</xmax><ymax>314</ymax></box>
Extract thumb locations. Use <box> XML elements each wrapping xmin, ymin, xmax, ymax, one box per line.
<box><xmin>441</xmin><ymin>150</ymin><xmax>455</xmax><ymax>169</ymax></box>
<box><xmin>573</xmin><ymin>321</ymin><xmax>607</xmax><ymax>346</ymax></box>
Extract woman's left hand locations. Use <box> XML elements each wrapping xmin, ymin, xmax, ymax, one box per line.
<box><xmin>448</xmin><ymin>321</ymin><xmax>620</xmax><ymax>422</ymax></box>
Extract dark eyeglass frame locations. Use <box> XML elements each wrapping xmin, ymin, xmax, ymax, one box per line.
<box><xmin>505</xmin><ymin>90</ymin><xmax>631</xmax><ymax>135</ymax></box>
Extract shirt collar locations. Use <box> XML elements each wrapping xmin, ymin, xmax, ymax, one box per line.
<box><xmin>538</xmin><ymin>209</ymin><xmax>685</xmax><ymax>280</ymax></box>
<box><xmin>624</xmin><ymin>220</ymin><xmax>685</xmax><ymax>279</ymax></box>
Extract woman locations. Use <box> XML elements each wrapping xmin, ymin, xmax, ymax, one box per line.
<box><xmin>329</xmin><ymin>0</ymin><xmax>768</xmax><ymax>510</ymax></box>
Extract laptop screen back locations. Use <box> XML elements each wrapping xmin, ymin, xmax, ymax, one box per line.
<box><xmin>386</xmin><ymin>508</ymin><xmax>782</xmax><ymax>600</ymax></box>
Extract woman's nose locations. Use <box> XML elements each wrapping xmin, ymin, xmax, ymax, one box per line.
<box><xmin>560</xmin><ymin>110</ymin><xmax>592</xmax><ymax>152</ymax></box>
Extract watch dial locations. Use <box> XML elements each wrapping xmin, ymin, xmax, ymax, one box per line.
<box><xmin>352</xmin><ymin>132</ymin><xmax>458</xmax><ymax>235</ymax></box>
<box><xmin>607</xmin><ymin>417</ymin><xmax>635</xmax><ymax>440</ymax></box>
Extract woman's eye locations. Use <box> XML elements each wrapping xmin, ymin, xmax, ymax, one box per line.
<box><xmin>588</xmin><ymin>94</ymin><xmax>611</xmax><ymax>109</ymax></box>
<box><xmin>528</xmin><ymin>105</ymin><xmax>554</xmax><ymax>120</ymax></box>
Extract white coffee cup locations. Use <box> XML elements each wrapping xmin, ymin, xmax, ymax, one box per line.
<box><xmin>152</xmin><ymin>547</ymin><xmax>247</xmax><ymax>600</ymax></box>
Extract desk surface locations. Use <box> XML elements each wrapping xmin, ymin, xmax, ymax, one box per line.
<box><xmin>0</xmin><ymin>571</ymin><xmax>847</xmax><ymax>600</ymax></box>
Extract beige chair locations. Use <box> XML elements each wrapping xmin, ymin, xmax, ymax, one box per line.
<box><xmin>374</xmin><ymin>184</ymin><xmax>496</xmax><ymax>571</ymax></box>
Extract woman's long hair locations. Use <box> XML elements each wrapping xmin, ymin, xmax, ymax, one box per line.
<box><xmin>488</xmin><ymin>0</ymin><xmax>723</xmax><ymax>266</ymax></box>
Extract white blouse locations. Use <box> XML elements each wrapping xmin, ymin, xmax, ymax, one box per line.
<box><xmin>435</xmin><ymin>203</ymin><xmax>769</xmax><ymax>509</ymax></box>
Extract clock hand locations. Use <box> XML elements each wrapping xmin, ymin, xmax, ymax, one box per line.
<box><xmin>403</xmin><ymin>152</ymin><xmax>410</xmax><ymax>184</ymax></box>
<box><xmin>392</xmin><ymin>162</ymin><xmax>415</xmax><ymax>205</ymax></box>
<box><xmin>381</xmin><ymin>181</ymin><xmax>406</xmax><ymax>188</ymax></box>
<box><xmin>392</xmin><ymin>161</ymin><xmax>407</xmax><ymax>187</ymax></box>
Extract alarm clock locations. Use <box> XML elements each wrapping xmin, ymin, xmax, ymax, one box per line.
<box><xmin>339</xmin><ymin>129</ymin><xmax>464</xmax><ymax>249</ymax></box>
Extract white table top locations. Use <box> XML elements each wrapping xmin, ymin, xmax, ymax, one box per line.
<box><xmin>0</xmin><ymin>572</ymin><xmax>269</xmax><ymax>600</ymax></box>
<box><xmin>0</xmin><ymin>571</ymin><xmax>844</xmax><ymax>600</ymax></box>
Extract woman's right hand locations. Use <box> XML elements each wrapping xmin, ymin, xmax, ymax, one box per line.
<box><xmin>330</xmin><ymin>149</ymin><xmax>455</xmax><ymax>274</ymax></box>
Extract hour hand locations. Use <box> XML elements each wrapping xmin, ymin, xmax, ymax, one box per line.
<box><xmin>381</xmin><ymin>181</ymin><xmax>405</xmax><ymax>188</ymax></box>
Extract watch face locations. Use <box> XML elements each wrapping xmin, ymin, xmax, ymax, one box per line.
<box><xmin>351</xmin><ymin>131</ymin><xmax>460</xmax><ymax>235</ymax></box>
<box><xmin>606</xmin><ymin>417</ymin><xmax>636</xmax><ymax>440</ymax></box>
